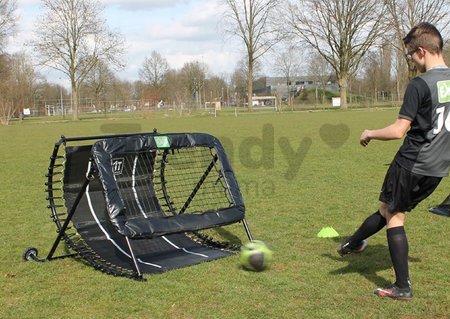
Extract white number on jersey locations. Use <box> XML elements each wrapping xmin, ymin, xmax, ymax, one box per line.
<box><xmin>433</xmin><ymin>106</ymin><xmax>450</xmax><ymax>134</ymax></box>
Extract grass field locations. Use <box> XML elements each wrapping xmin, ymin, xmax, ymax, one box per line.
<box><xmin>1</xmin><ymin>109</ymin><xmax>448</xmax><ymax>319</ymax></box>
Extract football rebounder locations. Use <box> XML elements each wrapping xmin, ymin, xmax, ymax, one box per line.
<box><xmin>23</xmin><ymin>131</ymin><xmax>254</xmax><ymax>280</ymax></box>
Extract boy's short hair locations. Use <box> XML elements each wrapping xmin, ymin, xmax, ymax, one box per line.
<box><xmin>403</xmin><ymin>22</ymin><xmax>443</xmax><ymax>54</ymax></box>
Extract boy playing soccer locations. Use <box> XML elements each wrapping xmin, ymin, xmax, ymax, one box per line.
<box><xmin>337</xmin><ymin>22</ymin><xmax>450</xmax><ymax>300</ymax></box>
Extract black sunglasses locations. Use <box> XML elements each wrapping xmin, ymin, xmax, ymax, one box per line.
<box><xmin>405</xmin><ymin>48</ymin><xmax>419</xmax><ymax>61</ymax></box>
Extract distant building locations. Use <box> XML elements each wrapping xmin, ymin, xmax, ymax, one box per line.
<box><xmin>263</xmin><ymin>76</ymin><xmax>338</xmax><ymax>100</ymax></box>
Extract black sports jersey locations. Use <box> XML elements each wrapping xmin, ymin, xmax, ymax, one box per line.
<box><xmin>395</xmin><ymin>67</ymin><xmax>450</xmax><ymax>177</ymax></box>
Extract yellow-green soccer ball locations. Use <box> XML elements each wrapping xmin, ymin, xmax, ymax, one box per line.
<box><xmin>240</xmin><ymin>240</ymin><xmax>273</xmax><ymax>271</ymax></box>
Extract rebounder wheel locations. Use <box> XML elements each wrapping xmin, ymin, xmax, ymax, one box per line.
<box><xmin>23</xmin><ymin>247</ymin><xmax>39</xmax><ymax>261</ymax></box>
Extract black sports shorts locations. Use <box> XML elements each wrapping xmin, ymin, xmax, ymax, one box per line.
<box><xmin>379</xmin><ymin>160</ymin><xmax>442</xmax><ymax>213</ymax></box>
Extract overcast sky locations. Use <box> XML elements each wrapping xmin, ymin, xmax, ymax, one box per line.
<box><xmin>7</xmin><ymin>0</ymin><xmax>244</xmax><ymax>85</ymax></box>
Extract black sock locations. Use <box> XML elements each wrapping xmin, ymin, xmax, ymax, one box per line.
<box><xmin>387</xmin><ymin>226</ymin><xmax>410</xmax><ymax>289</ymax></box>
<box><xmin>347</xmin><ymin>211</ymin><xmax>386</xmax><ymax>248</ymax></box>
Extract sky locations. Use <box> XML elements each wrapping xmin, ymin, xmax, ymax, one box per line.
<box><xmin>7</xmin><ymin>0</ymin><xmax>244</xmax><ymax>85</ymax></box>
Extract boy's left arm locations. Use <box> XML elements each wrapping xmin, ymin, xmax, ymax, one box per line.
<box><xmin>360</xmin><ymin>118</ymin><xmax>412</xmax><ymax>147</ymax></box>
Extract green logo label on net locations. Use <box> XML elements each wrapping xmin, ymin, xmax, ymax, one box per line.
<box><xmin>437</xmin><ymin>80</ymin><xmax>450</xmax><ymax>103</ymax></box>
<box><xmin>154</xmin><ymin>136</ymin><xmax>170</xmax><ymax>148</ymax></box>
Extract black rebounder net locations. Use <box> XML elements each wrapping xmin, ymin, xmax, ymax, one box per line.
<box><xmin>111</xmin><ymin>147</ymin><xmax>235</xmax><ymax>222</ymax></box>
<box><xmin>38</xmin><ymin>132</ymin><xmax>249</xmax><ymax>279</ymax></box>
<box><xmin>91</xmin><ymin>134</ymin><xmax>245</xmax><ymax>239</ymax></box>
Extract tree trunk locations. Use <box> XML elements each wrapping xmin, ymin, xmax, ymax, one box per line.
<box><xmin>71</xmin><ymin>81</ymin><xmax>79</xmax><ymax>120</ymax></box>
<box><xmin>322</xmin><ymin>86</ymin><xmax>326</xmax><ymax>104</ymax></box>
<box><xmin>396</xmin><ymin>74</ymin><xmax>401</xmax><ymax>105</ymax></box>
<box><xmin>338</xmin><ymin>75</ymin><xmax>348</xmax><ymax>110</ymax></box>
<box><xmin>287</xmin><ymin>83</ymin><xmax>291</xmax><ymax>108</ymax></box>
<box><xmin>247</xmin><ymin>69</ymin><xmax>253</xmax><ymax>112</ymax></box>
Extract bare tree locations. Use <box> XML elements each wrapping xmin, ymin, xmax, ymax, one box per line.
<box><xmin>138</xmin><ymin>51</ymin><xmax>170</xmax><ymax>109</ymax></box>
<box><xmin>358</xmin><ymin>42</ymin><xmax>394</xmax><ymax>102</ymax></box>
<box><xmin>0</xmin><ymin>89</ymin><xmax>13</xmax><ymax>124</ymax></box>
<box><xmin>107</xmin><ymin>78</ymin><xmax>133</xmax><ymax>108</ymax></box>
<box><xmin>223</xmin><ymin>0</ymin><xmax>281</xmax><ymax>110</ymax></box>
<box><xmin>272</xmin><ymin>46</ymin><xmax>302</xmax><ymax>108</ymax></box>
<box><xmin>30</xmin><ymin>0</ymin><xmax>125</xmax><ymax>120</ymax></box>
<box><xmin>0</xmin><ymin>52</ymin><xmax>39</xmax><ymax>124</ymax></box>
<box><xmin>139</xmin><ymin>51</ymin><xmax>169</xmax><ymax>87</ymax></box>
<box><xmin>84</xmin><ymin>60</ymin><xmax>115</xmax><ymax>113</ymax></box>
<box><xmin>0</xmin><ymin>0</ymin><xmax>17</xmax><ymax>51</ymax></box>
<box><xmin>164</xmin><ymin>69</ymin><xmax>188</xmax><ymax>111</ymax></box>
<box><xmin>9</xmin><ymin>52</ymin><xmax>39</xmax><ymax>108</ymax></box>
<box><xmin>384</xmin><ymin>0</ymin><xmax>450</xmax><ymax>79</ymax></box>
<box><xmin>284</xmin><ymin>0</ymin><xmax>386</xmax><ymax>109</ymax></box>
<box><xmin>0</xmin><ymin>0</ymin><xmax>17</xmax><ymax>124</ymax></box>
<box><xmin>230</xmin><ymin>65</ymin><xmax>247</xmax><ymax>106</ymax></box>
<box><xmin>0</xmin><ymin>53</ymin><xmax>12</xmax><ymax>124</ymax></box>
<box><xmin>180</xmin><ymin>61</ymin><xmax>208</xmax><ymax>108</ymax></box>
<box><xmin>205</xmin><ymin>75</ymin><xmax>228</xmax><ymax>103</ymax></box>
<box><xmin>307</xmin><ymin>52</ymin><xmax>334</xmax><ymax>105</ymax></box>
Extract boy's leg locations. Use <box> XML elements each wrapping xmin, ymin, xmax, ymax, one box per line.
<box><xmin>348</xmin><ymin>208</ymin><xmax>387</xmax><ymax>246</ymax></box>
<box><xmin>375</xmin><ymin>210</ymin><xmax>412</xmax><ymax>300</ymax></box>
<box><xmin>338</xmin><ymin>162</ymin><xmax>396</xmax><ymax>255</ymax></box>
<box><xmin>384</xmin><ymin>211</ymin><xmax>410</xmax><ymax>288</ymax></box>
<box><xmin>337</xmin><ymin>205</ymin><xmax>387</xmax><ymax>256</ymax></box>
